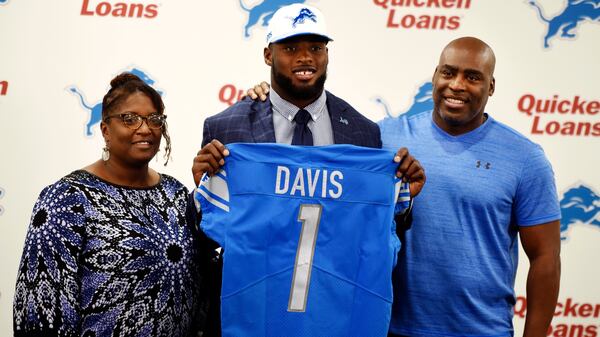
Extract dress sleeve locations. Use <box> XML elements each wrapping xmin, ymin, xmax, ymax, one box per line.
<box><xmin>13</xmin><ymin>181</ymin><xmax>87</xmax><ymax>337</ymax></box>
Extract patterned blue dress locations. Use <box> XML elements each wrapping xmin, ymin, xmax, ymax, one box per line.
<box><xmin>14</xmin><ymin>170</ymin><xmax>211</xmax><ymax>337</ymax></box>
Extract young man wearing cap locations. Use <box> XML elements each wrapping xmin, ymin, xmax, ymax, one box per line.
<box><xmin>192</xmin><ymin>3</ymin><xmax>425</xmax><ymax>337</ymax></box>
<box><xmin>193</xmin><ymin>3</ymin><xmax>423</xmax><ymax>186</ymax></box>
<box><xmin>193</xmin><ymin>2</ymin><xmax>424</xmax><ymax>192</ymax></box>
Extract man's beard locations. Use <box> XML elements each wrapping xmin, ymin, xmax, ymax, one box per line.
<box><xmin>272</xmin><ymin>67</ymin><xmax>327</xmax><ymax>102</ymax></box>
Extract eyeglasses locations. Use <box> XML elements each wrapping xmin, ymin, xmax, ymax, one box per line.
<box><xmin>104</xmin><ymin>112</ymin><xmax>167</xmax><ymax>130</ymax></box>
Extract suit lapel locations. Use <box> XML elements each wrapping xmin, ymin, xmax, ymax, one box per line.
<box><xmin>249</xmin><ymin>99</ymin><xmax>276</xmax><ymax>143</ymax></box>
<box><xmin>326</xmin><ymin>92</ymin><xmax>353</xmax><ymax>145</ymax></box>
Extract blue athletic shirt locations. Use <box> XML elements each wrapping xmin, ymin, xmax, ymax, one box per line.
<box><xmin>378</xmin><ymin>112</ymin><xmax>560</xmax><ymax>337</ymax></box>
<box><xmin>195</xmin><ymin>143</ymin><xmax>410</xmax><ymax>337</ymax></box>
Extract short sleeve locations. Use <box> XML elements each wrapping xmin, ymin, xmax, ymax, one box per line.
<box><xmin>513</xmin><ymin>146</ymin><xmax>561</xmax><ymax>226</ymax></box>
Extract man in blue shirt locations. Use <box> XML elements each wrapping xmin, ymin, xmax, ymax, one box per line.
<box><xmin>379</xmin><ymin>37</ymin><xmax>561</xmax><ymax>337</ymax></box>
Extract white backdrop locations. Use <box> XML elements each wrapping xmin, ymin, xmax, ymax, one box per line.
<box><xmin>1</xmin><ymin>0</ymin><xmax>599</xmax><ymax>335</ymax></box>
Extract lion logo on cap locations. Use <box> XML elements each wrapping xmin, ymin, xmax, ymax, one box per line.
<box><xmin>292</xmin><ymin>7</ymin><xmax>318</xmax><ymax>27</ymax></box>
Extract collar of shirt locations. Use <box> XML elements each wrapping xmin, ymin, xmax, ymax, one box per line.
<box><xmin>270</xmin><ymin>89</ymin><xmax>327</xmax><ymax>123</ymax></box>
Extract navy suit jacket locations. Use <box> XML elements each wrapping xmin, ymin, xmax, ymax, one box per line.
<box><xmin>201</xmin><ymin>91</ymin><xmax>382</xmax><ymax>148</ymax></box>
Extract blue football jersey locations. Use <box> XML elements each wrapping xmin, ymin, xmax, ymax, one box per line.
<box><xmin>196</xmin><ymin>143</ymin><xmax>410</xmax><ymax>337</ymax></box>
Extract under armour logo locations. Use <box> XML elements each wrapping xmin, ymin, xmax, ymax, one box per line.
<box><xmin>339</xmin><ymin>117</ymin><xmax>349</xmax><ymax>125</ymax></box>
<box><xmin>476</xmin><ymin>160</ymin><xmax>491</xmax><ymax>169</ymax></box>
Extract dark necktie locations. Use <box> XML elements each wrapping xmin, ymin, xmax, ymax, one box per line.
<box><xmin>291</xmin><ymin>109</ymin><xmax>313</xmax><ymax>146</ymax></box>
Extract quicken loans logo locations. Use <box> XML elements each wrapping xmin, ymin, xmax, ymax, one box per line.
<box><xmin>518</xmin><ymin>93</ymin><xmax>600</xmax><ymax>136</ymax></box>
<box><xmin>0</xmin><ymin>80</ymin><xmax>7</xmax><ymax>96</ymax></box>
<box><xmin>219</xmin><ymin>83</ymin><xmax>247</xmax><ymax>106</ymax></box>
<box><xmin>515</xmin><ymin>296</ymin><xmax>600</xmax><ymax>337</ymax></box>
<box><xmin>0</xmin><ymin>0</ymin><xmax>9</xmax><ymax>6</ymax></box>
<box><xmin>373</xmin><ymin>0</ymin><xmax>472</xmax><ymax>30</ymax></box>
<box><xmin>80</xmin><ymin>0</ymin><xmax>158</xmax><ymax>18</ymax></box>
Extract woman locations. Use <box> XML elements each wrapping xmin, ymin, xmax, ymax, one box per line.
<box><xmin>13</xmin><ymin>73</ymin><xmax>214</xmax><ymax>336</ymax></box>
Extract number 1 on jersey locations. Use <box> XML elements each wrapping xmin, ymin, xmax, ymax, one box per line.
<box><xmin>288</xmin><ymin>204</ymin><xmax>322</xmax><ymax>312</ymax></box>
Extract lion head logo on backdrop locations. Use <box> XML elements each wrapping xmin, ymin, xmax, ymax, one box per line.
<box><xmin>374</xmin><ymin>81</ymin><xmax>433</xmax><ymax>118</ymax></box>
<box><xmin>239</xmin><ymin>0</ymin><xmax>308</xmax><ymax>38</ymax></box>
<box><xmin>529</xmin><ymin>0</ymin><xmax>600</xmax><ymax>48</ymax></box>
<box><xmin>68</xmin><ymin>68</ymin><xmax>162</xmax><ymax>137</ymax></box>
<box><xmin>559</xmin><ymin>184</ymin><xmax>600</xmax><ymax>240</ymax></box>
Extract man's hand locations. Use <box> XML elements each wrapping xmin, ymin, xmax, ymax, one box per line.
<box><xmin>393</xmin><ymin>148</ymin><xmax>426</xmax><ymax>198</ymax></box>
<box><xmin>247</xmin><ymin>81</ymin><xmax>270</xmax><ymax>101</ymax></box>
<box><xmin>192</xmin><ymin>139</ymin><xmax>229</xmax><ymax>186</ymax></box>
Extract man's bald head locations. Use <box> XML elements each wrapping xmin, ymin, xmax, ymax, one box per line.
<box><xmin>440</xmin><ymin>36</ymin><xmax>496</xmax><ymax>77</ymax></box>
